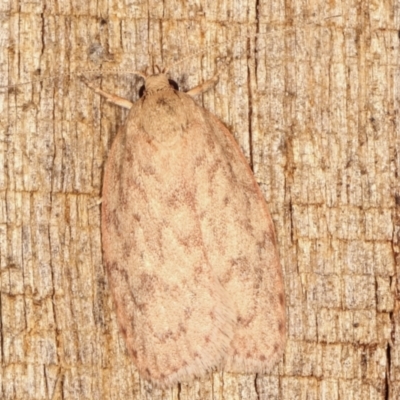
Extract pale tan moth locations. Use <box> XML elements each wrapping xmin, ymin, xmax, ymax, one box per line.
<box><xmin>80</xmin><ymin>64</ymin><xmax>286</xmax><ymax>388</ymax></box>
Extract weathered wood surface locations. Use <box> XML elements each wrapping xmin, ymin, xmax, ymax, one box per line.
<box><xmin>0</xmin><ymin>0</ymin><xmax>398</xmax><ymax>399</ymax></box>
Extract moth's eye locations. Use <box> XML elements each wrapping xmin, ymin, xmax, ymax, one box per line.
<box><xmin>139</xmin><ymin>85</ymin><xmax>145</xmax><ymax>98</ymax></box>
<box><xmin>168</xmin><ymin>79</ymin><xmax>179</xmax><ymax>91</ymax></box>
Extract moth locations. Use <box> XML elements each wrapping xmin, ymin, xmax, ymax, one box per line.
<box><xmin>82</xmin><ymin>66</ymin><xmax>286</xmax><ymax>388</ymax></box>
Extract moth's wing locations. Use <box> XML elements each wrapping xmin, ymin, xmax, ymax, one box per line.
<box><xmin>101</xmin><ymin>99</ymin><xmax>236</xmax><ymax>388</ymax></box>
<box><xmin>193</xmin><ymin>108</ymin><xmax>286</xmax><ymax>373</ymax></box>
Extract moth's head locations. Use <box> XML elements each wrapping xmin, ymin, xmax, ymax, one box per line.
<box><xmin>138</xmin><ymin>65</ymin><xmax>179</xmax><ymax>97</ymax></box>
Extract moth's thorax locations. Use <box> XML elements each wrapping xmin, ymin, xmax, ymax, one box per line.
<box><xmin>144</xmin><ymin>74</ymin><xmax>171</xmax><ymax>94</ymax></box>
<box><xmin>136</xmin><ymin>79</ymin><xmax>190</xmax><ymax>144</ymax></box>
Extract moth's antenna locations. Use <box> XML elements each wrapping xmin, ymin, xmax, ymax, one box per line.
<box><xmin>0</xmin><ymin>68</ymin><xmax>148</xmax><ymax>91</ymax></box>
<box><xmin>0</xmin><ymin>18</ymin><xmax>320</xmax><ymax>91</ymax></box>
<box><xmin>164</xmin><ymin>41</ymin><xmax>226</xmax><ymax>74</ymax></box>
<box><xmin>89</xmin><ymin>69</ymin><xmax>147</xmax><ymax>79</ymax></box>
<box><xmin>0</xmin><ymin>73</ymin><xmax>71</xmax><ymax>90</ymax></box>
<box><xmin>164</xmin><ymin>23</ymin><xmax>307</xmax><ymax>74</ymax></box>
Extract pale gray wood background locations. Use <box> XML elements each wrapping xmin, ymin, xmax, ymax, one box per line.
<box><xmin>0</xmin><ymin>0</ymin><xmax>398</xmax><ymax>399</ymax></box>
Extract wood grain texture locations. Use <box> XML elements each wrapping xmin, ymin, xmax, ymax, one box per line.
<box><xmin>0</xmin><ymin>0</ymin><xmax>398</xmax><ymax>399</ymax></box>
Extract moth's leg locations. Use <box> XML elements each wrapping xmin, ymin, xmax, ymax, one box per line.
<box><xmin>80</xmin><ymin>77</ymin><xmax>134</xmax><ymax>109</ymax></box>
<box><xmin>88</xmin><ymin>197</ymin><xmax>103</xmax><ymax>210</ymax></box>
<box><xmin>186</xmin><ymin>74</ymin><xmax>219</xmax><ymax>97</ymax></box>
